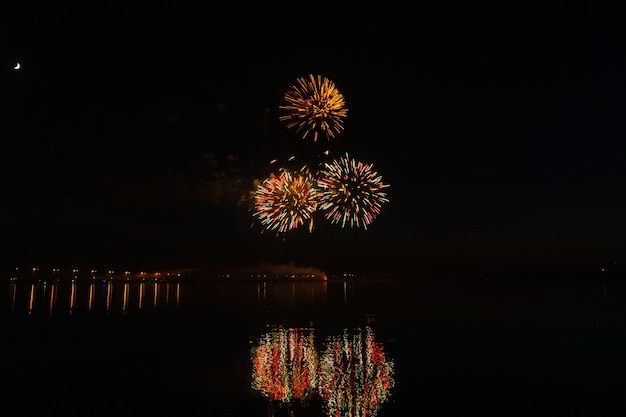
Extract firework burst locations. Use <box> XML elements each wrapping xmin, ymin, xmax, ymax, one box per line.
<box><xmin>252</xmin><ymin>167</ymin><xmax>318</xmax><ymax>234</ymax></box>
<box><xmin>317</xmin><ymin>153</ymin><xmax>389</xmax><ymax>229</ymax></box>
<box><xmin>279</xmin><ymin>74</ymin><xmax>348</xmax><ymax>142</ymax></box>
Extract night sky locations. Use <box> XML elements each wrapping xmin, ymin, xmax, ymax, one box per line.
<box><xmin>2</xmin><ymin>2</ymin><xmax>626</xmax><ymax>277</ymax></box>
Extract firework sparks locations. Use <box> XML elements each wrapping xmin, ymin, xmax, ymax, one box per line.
<box><xmin>317</xmin><ymin>153</ymin><xmax>390</xmax><ymax>229</ymax></box>
<box><xmin>279</xmin><ymin>74</ymin><xmax>348</xmax><ymax>142</ymax></box>
<box><xmin>252</xmin><ymin>167</ymin><xmax>318</xmax><ymax>234</ymax></box>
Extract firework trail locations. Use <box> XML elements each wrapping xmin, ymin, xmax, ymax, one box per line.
<box><xmin>279</xmin><ymin>74</ymin><xmax>348</xmax><ymax>142</ymax></box>
<box><xmin>316</xmin><ymin>152</ymin><xmax>389</xmax><ymax>229</ymax></box>
<box><xmin>252</xmin><ymin>166</ymin><xmax>318</xmax><ymax>234</ymax></box>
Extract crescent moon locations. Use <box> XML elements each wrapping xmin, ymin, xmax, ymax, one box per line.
<box><xmin>13</xmin><ymin>62</ymin><xmax>21</xmax><ymax>70</ymax></box>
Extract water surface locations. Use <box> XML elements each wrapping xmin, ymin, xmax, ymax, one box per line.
<box><xmin>3</xmin><ymin>274</ymin><xmax>626</xmax><ymax>416</ymax></box>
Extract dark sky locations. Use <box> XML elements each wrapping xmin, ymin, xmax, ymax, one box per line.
<box><xmin>2</xmin><ymin>2</ymin><xmax>626</xmax><ymax>277</ymax></box>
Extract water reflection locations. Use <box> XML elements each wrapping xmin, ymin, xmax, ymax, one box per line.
<box><xmin>6</xmin><ymin>272</ymin><xmax>626</xmax><ymax>416</ymax></box>
<box><xmin>70</xmin><ymin>281</ymin><xmax>76</xmax><ymax>313</ymax></box>
<box><xmin>8</xmin><ymin>277</ymin><xmax>395</xmax><ymax>415</ymax></box>
<box><xmin>320</xmin><ymin>326</ymin><xmax>395</xmax><ymax>417</ymax></box>
<box><xmin>251</xmin><ymin>324</ymin><xmax>395</xmax><ymax>417</ymax></box>
<box><xmin>251</xmin><ymin>326</ymin><xmax>319</xmax><ymax>403</ymax></box>
<box><xmin>8</xmin><ymin>279</ymin><xmax>181</xmax><ymax>317</ymax></box>
<box><xmin>7</xmin><ymin>278</ymin><xmax>347</xmax><ymax>318</ymax></box>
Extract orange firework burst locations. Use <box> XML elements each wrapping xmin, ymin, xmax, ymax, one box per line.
<box><xmin>252</xmin><ymin>167</ymin><xmax>318</xmax><ymax>234</ymax></box>
<box><xmin>279</xmin><ymin>74</ymin><xmax>348</xmax><ymax>142</ymax></box>
<box><xmin>317</xmin><ymin>153</ymin><xmax>389</xmax><ymax>229</ymax></box>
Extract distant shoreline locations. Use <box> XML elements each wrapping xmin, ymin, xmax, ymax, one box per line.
<box><xmin>2</xmin><ymin>261</ymin><xmax>623</xmax><ymax>284</ymax></box>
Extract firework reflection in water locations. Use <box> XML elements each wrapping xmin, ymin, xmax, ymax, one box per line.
<box><xmin>319</xmin><ymin>326</ymin><xmax>395</xmax><ymax>417</ymax></box>
<box><xmin>250</xmin><ymin>326</ymin><xmax>319</xmax><ymax>403</ymax></box>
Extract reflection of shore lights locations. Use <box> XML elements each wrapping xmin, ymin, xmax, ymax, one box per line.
<box><xmin>13</xmin><ymin>277</ymin><xmax>182</xmax><ymax>316</ymax></box>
